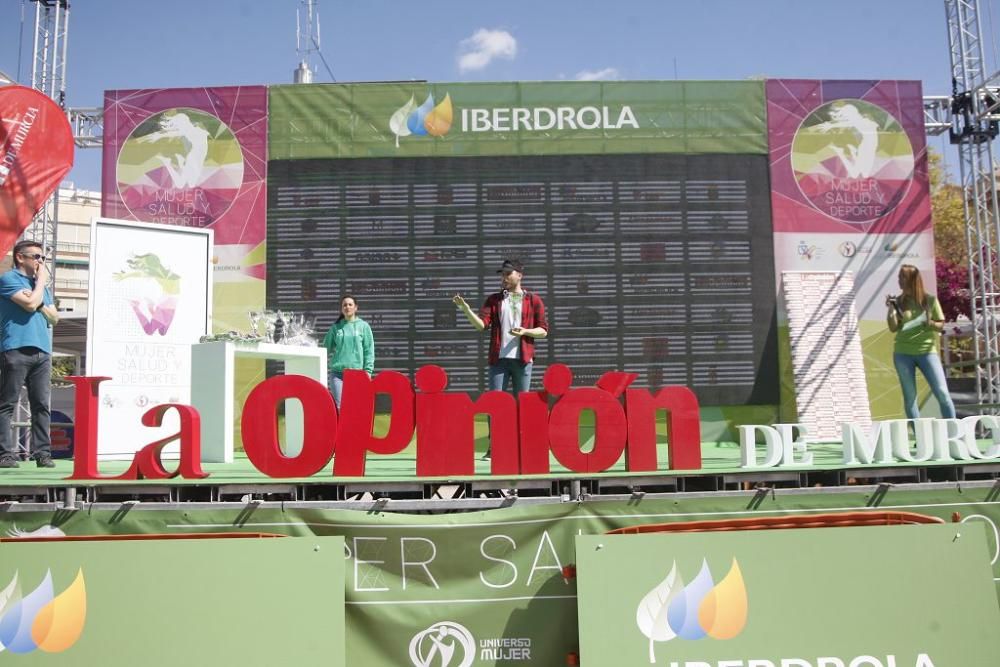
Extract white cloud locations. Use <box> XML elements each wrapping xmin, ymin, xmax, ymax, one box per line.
<box><xmin>457</xmin><ymin>29</ymin><xmax>518</xmax><ymax>73</ymax></box>
<box><xmin>575</xmin><ymin>67</ymin><xmax>621</xmax><ymax>81</ymax></box>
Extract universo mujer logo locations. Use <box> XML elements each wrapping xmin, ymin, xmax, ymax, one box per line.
<box><xmin>409</xmin><ymin>621</ymin><xmax>475</xmax><ymax>667</ymax></box>
<box><xmin>636</xmin><ymin>558</ymin><xmax>748</xmax><ymax>663</ymax></box>
<box><xmin>0</xmin><ymin>570</ymin><xmax>87</xmax><ymax>654</ymax></box>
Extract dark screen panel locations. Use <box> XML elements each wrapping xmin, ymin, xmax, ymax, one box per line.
<box><xmin>267</xmin><ymin>154</ymin><xmax>778</xmax><ymax>405</ymax></box>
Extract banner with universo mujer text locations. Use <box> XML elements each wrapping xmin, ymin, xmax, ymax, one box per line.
<box><xmin>0</xmin><ymin>489</ymin><xmax>997</xmax><ymax>666</ymax></box>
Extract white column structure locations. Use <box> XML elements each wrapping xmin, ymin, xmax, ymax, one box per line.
<box><xmin>191</xmin><ymin>342</ymin><xmax>327</xmax><ymax>464</ymax></box>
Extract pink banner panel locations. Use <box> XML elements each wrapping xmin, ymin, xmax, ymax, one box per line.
<box><xmin>101</xmin><ymin>86</ymin><xmax>267</xmax><ymax>252</ymax></box>
<box><xmin>766</xmin><ymin>79</ymin><xmax>930</xmax><ymax>235</ymax></box>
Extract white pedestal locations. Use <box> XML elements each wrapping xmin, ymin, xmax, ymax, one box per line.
<box><xmin>190</xmin><ymin>342</ymin><xmax>328</xmax><ymax>463</ymax></box>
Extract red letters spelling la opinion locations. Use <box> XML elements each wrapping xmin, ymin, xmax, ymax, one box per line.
<box><xmin>65</xmin><ymin>364</ymin><xmax>703</xmax><ymax>480</ymax></box>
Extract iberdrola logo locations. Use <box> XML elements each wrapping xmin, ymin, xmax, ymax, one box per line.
<box><xmin>0</xmin><ymin>570</ymin><xmax>87</xmax><ymax>654</ymax></box>
<box><xmin>635</xmin><ymin>558</ymin><xmax>747</xmax><ymax>664</ymax></box>
<box><xmin>389</xmin><ymin>93</ymin><xmax>453</xmax><ymax>147</ymax></box>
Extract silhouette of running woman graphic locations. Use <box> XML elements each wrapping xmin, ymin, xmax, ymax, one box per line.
<box><xmin>138</xmin><ymin>113</ymin><xmax>210</xmax><ymax>188</ymax></box>
<box><xmin>814</xmin><ymin>104</ymin><xmax>880</xmax><ymax>179</ymax></box>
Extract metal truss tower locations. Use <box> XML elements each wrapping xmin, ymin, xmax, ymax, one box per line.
<box><xmin>23</xmin><ymin>0</ymin><xmax>71</xmax><ymax>283</ymax></box>
<box><xmin>944</xmin><ymin>0</ymin><xmax>1000</xmax><ymax>411</ymax></box>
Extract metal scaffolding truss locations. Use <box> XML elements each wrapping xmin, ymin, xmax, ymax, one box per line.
<box><xmin>924</xmin><ymin>96</ymin><xmax>953</xmax><ymax>135</ymax></box>
<box><xmin>29</xmin><ymin>0</ymin><xmax>69</xmax><ymax>107</ymax></box>
<box><xmin>23</xmin><ymin>0</ymin><xmax>71</xmax><ymax>279</ymax></box>
<box><xmin>945</xmin><ymin>0</ymin><xmax>1000</xmax><ymax>411</ymax></box>
<box><xmin>68</xmin><ymin>106</ymin><xmax>104</xmax><ymax>149</ymax></box>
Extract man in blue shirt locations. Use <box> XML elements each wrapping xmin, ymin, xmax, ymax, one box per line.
<box><xmin>0</xmin><ymin>240</ymin><xmax>59</xmax><ymax>468</ymax></box>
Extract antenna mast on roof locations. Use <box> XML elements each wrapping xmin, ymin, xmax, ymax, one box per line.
<box><xmin>294</xmin><ymin>0</ymin><xmax>336</xmax><ymax>84</ymax></box>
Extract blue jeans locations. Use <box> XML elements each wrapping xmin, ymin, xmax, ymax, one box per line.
<box><xmin>488</xmin><ymin>359</ymin><xmax>533</xmax><ymax>397</ymax></box>
<box><xmin>329</xmin><ymin>370</ymin><xmax>344</xmax><ymax>409</ymax></box>
<box><xmin>893</xmin><ymin>352</ymin><xmax>956</xmax><ymax>419</ymax></box>
<box><xmin>0</xmin><ymin>348</ymin><xmax>51</xmax><ymax>459</ymax></box>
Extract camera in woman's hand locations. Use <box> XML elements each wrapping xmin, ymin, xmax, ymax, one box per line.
<box><xmin>886</xmin><ymin>294</ymin><xmax>902</xmax><ymax>316</ymax></box>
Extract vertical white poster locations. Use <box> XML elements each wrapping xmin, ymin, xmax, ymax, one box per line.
<box><xmin>782</xmin><ymin>271</ymin><xmax>872</xmax><ymax>439</ymax></box>
<box><xmin>87</xmin><ymin>218</ymin><xmax>212</xmax><ymax>459</ymax></box>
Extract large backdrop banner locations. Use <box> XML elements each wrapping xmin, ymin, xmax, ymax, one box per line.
<box><xmin>268</xmin><ymin>81</ymin><xmax>768</xmax><ymax>159</ymax></box>
<box><xmin>266</xmin><ymin>81</ymin><xmax>778</xmax><ymax>415</ymax></box>
<box><xmin>94</xmin><ymin>78</ymin><xmax>940</xmax><ymax>432</ymax></box>
<box><xmin>765</xmin><ymin>80</ymin><xmax>936</xmax><ymax>421</ymax></box>
<box><xmin>101</xmin><ymin>86</ymin><xmax>268</xmax><ymax>332</ymax></box>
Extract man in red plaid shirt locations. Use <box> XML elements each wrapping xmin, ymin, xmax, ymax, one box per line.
<box><xmin>453</xmin><ymin>258</ymin><xmax>548</xmax><ymax>396</ymax></box>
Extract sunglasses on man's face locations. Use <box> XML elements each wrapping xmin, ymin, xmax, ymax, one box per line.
<box><xmin>18</xmin><ymin>253</ymin><xmax>44</xmax><ymax>260</ymax></box>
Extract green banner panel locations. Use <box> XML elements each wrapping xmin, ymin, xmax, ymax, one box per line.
<box><xmin>577</xmin><ymin>526</ymin><xmax>1000</xmax><ymax>665</ymax></box>
<box><xmin>0</xmin><ymin>537</ymin><xmax>345</xmax><ymax>666</ymax></box>
<box><xmin>268</xmin><ymin>81</ymin><xmax>768</xmax><ymax>160</ymax></box>
<box><xmin>1</xmin><ymin>489</ymin><xmax>998</xmax><ymax>665</ymax></box>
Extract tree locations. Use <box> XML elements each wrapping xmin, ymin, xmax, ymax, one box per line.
<box><xmin>930</xmin><ymin>150</ymin><xmax>971</xmax><ymax>320</ymax></box>
<box><xmin>51</xmin><ymin>355</ymin><xmax>77</xmax><ymax>385</ymax></box>
<box><xmin>935</xmin><ymin>256</ymin><xmax>970</xmax><ymax>322</ymax></box>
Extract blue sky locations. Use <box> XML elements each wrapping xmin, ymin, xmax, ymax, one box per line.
<box><xmin>2</xmin><ymin>0</ymin><xmax>998</xmax><ymax>190</ymax></box>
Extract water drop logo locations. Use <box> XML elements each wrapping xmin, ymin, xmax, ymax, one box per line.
<box><xmin>0</xmin><ymin>570</ymin><xmax>87</xmax><ymax>654</ymax></box>
<box><xmin>389</xmin><ymin>93</ymin><xmax>453</xmax><ymax>147</ymax></box>
<box><xmin>635</xmin><ymin>559</ymin><xmax>747</xmax><ymax>663</ymax></box>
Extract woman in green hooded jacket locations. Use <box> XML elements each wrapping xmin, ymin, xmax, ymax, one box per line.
<box><xmin>323</xmin><ymin>295</ymin><xmax>375</xmax><ymax>408</ymax></box>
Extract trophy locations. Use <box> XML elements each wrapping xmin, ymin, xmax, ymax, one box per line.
<box><xmin>262</xmin><ymin>311</ymin><xmax>276</xmax><ymax>343</ymax></box>
<box><xmin>273</xmin><ymin>311</ymin><xmax>286</xmax><ymax>343</ymax></box>
<box><xmin>248</xmin><ymin>311</ymin><xmax>262</xmax><ymax>338</ymax></box>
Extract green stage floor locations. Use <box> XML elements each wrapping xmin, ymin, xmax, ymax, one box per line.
<box><xmin>0</xmin><ymin>437</ymin><xmax>996</xmax><ymax>487</ymax></box>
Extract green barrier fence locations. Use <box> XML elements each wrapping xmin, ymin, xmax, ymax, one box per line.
<box><xmin>1</xmin><ymin>487</ymin><xmax>996</xmax><ymax>665</ymax></box>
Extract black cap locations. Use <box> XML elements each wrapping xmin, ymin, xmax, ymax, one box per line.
<box><xmin>497</xmin><ymin>258</ymin><xmax>524</xmax><ymax>274</ymax></box>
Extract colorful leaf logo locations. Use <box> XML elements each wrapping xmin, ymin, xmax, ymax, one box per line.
<box><xmin>635</xmin><ymin>559</ymin><xmax>747</xmax><ymax>663</ymax></box>
<box><xmin>407</xmin><ymin>94</ymin><xmax>435</xmax><ymax>136</ymax></box>
<box><xmin>699</xmin><ymin>560</ymin><xmax>747</xmax><ymax>640</ymax></box>
<box><xmin>389</xmin><ymin>95</ymin><xmax>417</xmax><ymax>148</ymax></box>
<box><xmin>635</xmin><ymin>562</ymin><xmax>683</xmax><ymax>663</ymax></box>
<box><xmin>389</xmin><ymin>92</ymin><xmax>453</xmax><ymax>146</ymax></box>
<box><xmin>0</xmin><ymin>570</ymin><xmax>86</xmax><ymax>654</ymax></box>
<box><xmin>425</xmin><ymin>94</ymin><xmax>453</xmax><ymax>137</ymax></box>
<box><xmin>32</xmin><ymin>570</ymin><xmax>86</xmax><ymax>652</ymax></box>
<box><xmin>667</xmin><ymin>560</ymin><xmax>714</xmax><ymax>640</ymax></box>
